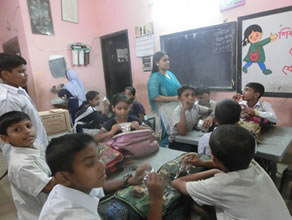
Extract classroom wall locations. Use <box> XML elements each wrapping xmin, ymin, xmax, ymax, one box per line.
<box><xmin>1</xmin><ymin>0</ymin><xmax>291</xmax><ymax>126</ymax></box>
<box><xmin>94</xmin><ymin>0</ymin><xmax>292</xmax><ymax>126</ymax></box>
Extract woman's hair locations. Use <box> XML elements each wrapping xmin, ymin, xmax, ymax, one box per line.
<box><xmin>242</xmin><ymin>24</ymin><xmax>262</xmax><ymax>46</ymax></box>
<box><xmin>125</xmin><ymin>86</ymin><xmax>136</xmax><ymax>97</ymax></box>
<box><xmin>86</xmin><ymin>91</ymin><xmax>99</xmax><ymax>102</ymax></box>
<box><xmin>152</xmin><ymin>51</ymin><xmax>167</xmax><ymax>73</ymax></box>
<box><xmin>112</xmin><ymin>93</ymin><xmax>130</xmax><ymax>107</ymax></box>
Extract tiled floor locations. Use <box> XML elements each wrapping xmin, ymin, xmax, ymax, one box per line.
<box><xmin>1</xmin><ymin>149</ymin><xmax>292</xmax><ymax>219</ymax></box>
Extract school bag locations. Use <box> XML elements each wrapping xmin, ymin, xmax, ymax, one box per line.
<box><xmin>238</xmin><ymin>120</ymin><xmax>261</xmax><ymax>142</ymax></box>
<box><xmin>98</xmin><ymin>153</ymin><xmax>216</xmax><ymax>220</ymax></box>
<box><xmin>98</xmin><ymin>143</ymin><xmax>124</xmax><ymax>175</ymax></box>
<box><xmin>106</xmin><ymin>129</ymin><xmax>159</xmax><ymax>158</ymax></box>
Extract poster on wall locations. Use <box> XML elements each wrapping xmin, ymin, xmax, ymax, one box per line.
<box><xmin>135</xmin><ymin>22</ymin><xmax>155</xmax><ymax>57</ymax></box>
<box><xmin>238</xmin><ymin>6</ymin><xmax>292</xmax><ymax>97</ymax></box>
<box><xmin>27</xmin><ymin>0</ymin><xmax>54</xmax><ymax>35</ymax></box>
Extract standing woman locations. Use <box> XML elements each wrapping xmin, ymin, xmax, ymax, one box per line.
<box><xmin>58</xmin><ymin>69</ymin><xmax>86</xmax><ymax>121</ymax></box>
<box><xmin>147</xmin><ymin>51</ymin><xmax>181</xmax><ymax>146</ymax></box>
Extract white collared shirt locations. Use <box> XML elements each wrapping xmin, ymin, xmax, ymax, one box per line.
<box><xmin>239</xmin><ymin>99</ymin><xmax>277</xmax><ymax>123</ymax></box>
<box><xmin>195</xmin><ymin>99</ymin><xmax>216</xmax><ymax>111</ymax></box>
<box><xmin>186</xmin><ymin>160</ymin><xmax>291</xmax><ymax>220</ymax></box>
<box><xmin>169</xmin><ymin>103</ymin><xmax>209</xmax><ymax>141</ymax></box>
<box><xmin>8</xmin><ymin>146</ymin><xmax>51</xmax><ymax>220</ymax></box>
<box><xmin>39</xmin><ymin>184</ymin><xmax>104</xmax><ymax>220</ymax></box>
<box><xmin>0</xmin><ymin>84</ymin><xmax>48</xmax><ymax>163</ymax></box>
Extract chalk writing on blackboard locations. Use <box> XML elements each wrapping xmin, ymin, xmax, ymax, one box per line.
<box><xmin>213</xmin><ymin>28</ymin><xmax>233</xmax><ymax>54</ymax></box>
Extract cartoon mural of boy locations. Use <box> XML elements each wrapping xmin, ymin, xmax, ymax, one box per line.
<box><xmin>242</xmin><ymin>24</ymin><xmax>278</xmax><ymax>75</ymax></box>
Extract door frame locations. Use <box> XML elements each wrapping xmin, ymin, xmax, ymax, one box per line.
<box><xmin>100</xmin><ymin>29</ymin><xmax>133</xmax><ymax>99</ymax></box>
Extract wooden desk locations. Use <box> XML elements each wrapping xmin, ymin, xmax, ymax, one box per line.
<box><xmin>107</xmin><ymin>147</ymin><xmax>183</xmax><ymax>180</ymax></box>
<box><xmin>174</xmin><ymin>126</ymin><xmax>292</xmax><ymax>162</ymax></box>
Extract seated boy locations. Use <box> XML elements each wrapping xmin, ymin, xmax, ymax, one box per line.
<box><xmin>198</xmin><ymin>99</ymin><xmax>241</xmax><ymax>155</ymax></box>
<box><xmin>172</xmin><ymin>125</ymin><xmax>290</xmax><ymax>220</ymax></box>
<box><xmin>233</xmin><ymin>82</ymin><xmax>277</xmax><ymax>124</ymax></box>
<box><xmin>169</xmin><ymin>85</ymin><xmax>212</xmax><ymax>152</ymax></box>
<box><xmin>195</xmin><ymin>85</ymin><xmax>216</xmax><ymax>111</ymax></box>
<box><xmin>39</xmin><ymin>133</ymin><xmax>164</xmax><ymax>220</ymax></box>
<box><xmin>0</xmin><ymin>111</ymin><xmax>57</xmax><ymax>220</ymax></box>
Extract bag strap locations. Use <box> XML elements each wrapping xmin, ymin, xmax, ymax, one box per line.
<box><xmin>73</xmin><ymin>106</ymin><xmax>96</xmax><ymax>132</ymax></box>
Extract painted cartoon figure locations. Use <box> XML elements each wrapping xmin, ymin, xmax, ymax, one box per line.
<box><xmin>242</xmin><ymin>24</ymin><xmax>278</xmax><ymax>75</ymax></box>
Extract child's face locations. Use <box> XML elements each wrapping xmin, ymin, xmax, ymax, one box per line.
<box><xmin>88</xmin><ymin>95</ymin><xmax>100</xmax><ymax>107</ymax></box>
<box><xmin>112</xmin><ymin>101</ymin><xmax>130</xmax><ymax>120</ymax></box>
<box><xmin>68</xmin><ymin>142</ymin><xmax>106</xmax><ymax>193</ymax></box>
<box><xmin>248</xmin><ymin>31</ymin><xmax>262</xmax><ymax>44</ymax></box>
<box><xmin>197</xmin><ymin>93</ymin><xmax>210</xmax><ymax>106</ymax></box>
<box><xmin>156</xmin><ymin>55</ymin><xmax>170</xmax><ymax>71</ymax></box>
<box><xmin>179</xmin><ymin>89</ymin><xmax>196</xmax><ymax>108</ymax></box>
<box><xmin>2</xmin><ymin>64</ymin><xmax>28</xmax><ymax>88</ymax></box>
<box><xmin>124</xmin><ymin>89</ymin><xmax>134</xmax><ymax>100</ymax></box>
<box><xmin>1</xmin><ymin>119</ymin><xmax>35</xmax><ymax>147</ymax></box>
<box><xmin>242</xmin><ymin>87</ymin><xmax>259</xmax><ymax>101</ymax></box>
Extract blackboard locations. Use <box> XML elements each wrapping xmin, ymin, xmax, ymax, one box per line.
<box><xmin>160</xmin><ymin>22</ymin><xmax>236</xmax><ymax>90</ymax></box>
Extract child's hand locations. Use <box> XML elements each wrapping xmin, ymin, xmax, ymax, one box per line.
<box><xmin>103</xmin><ymin>98</ymin><xmax>110</xmax><ymax>113</ymax></box>
<box><xmin>129</xmin><ymin>163</ymin><xmax>152</xmax><ymax>185</ymax></box>
<box><xmin>131</xmin><ymin>121</ymin><xmax>140</xmax><ymax>130</ymax></box>
<box><xmin>202</xmin><ymin>116</ymin><xmax>214</xmax><ymax>129</ymax></box>
<box><xmin>182</xmin><ymin>100</ymin><xmax>194</xmax><ymax>110</ymax></box>
<box><xmin>147</xmin><ymin>173</ymin><xmax>164</xmax><ymax>201</ymax></box>
<box><xmin>270</xmin><ymin>33</ymin><xmax>278</xmax><ymax>41</ymax></box>
<box><xmin>111</xmin><ymin>124</ymin><xmax>121</xmax><ymax>135</ymax></box>
<box><xmin>232</xmin><ymin>93</ymin><xmax>242</xmax><ymax>102</ymax></box>
<box><xmin>183</xmin><ymin>153</ymin><xmax>201</xmax><ymax>166</ymax></box>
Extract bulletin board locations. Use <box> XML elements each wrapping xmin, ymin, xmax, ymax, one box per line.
<box><xmin>238</xmin><ymin>6</ymin><xmax>292</xmax><ymax>97</ymax></box>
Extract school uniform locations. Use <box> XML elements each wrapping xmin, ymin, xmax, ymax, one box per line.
<box><xmin>8</xmin><ymin>146</ymin><xmax>51</xmax><ymax>220</ymax></box>
<box><xmin>129</xmin><ymin>100</ymin><xmax>145</xmax><ymax>119</ymax></box>
<box><xmin>0</xmin><ymin>84</ymin><xmax>48</xmax><ymax>163</ymax></box>
<box><xmin>168</xmin><ymin>103</ymin><xmax>209</xmax><ymax>152</ymax></box>
<box><xmin>39</xmin><ymin>184</ymin><xmax>104</xmax><ymax>220</ymax></box>
<box><xmin>101</xmin><ymin>115</ymin><xmax>142</xmax><ymax>136</ymax></box>
<box><xmin>195</xmin><ymin>99</ymin><xmax>216</xmax><ymax>111</ymax></box>
<box><xmin>186</xmin><ymin>160</ymin><xmax>291</xmax><ymax>220</ymax></box>
<box><xmin>197</xmin><ymin>131</ymin><xmax>212</xmax><ymax>155</ymax></box>
<box><xmin>239</xmin><ymin>100</ymin><xmax>277</xmax><ymax>123</ymax></box>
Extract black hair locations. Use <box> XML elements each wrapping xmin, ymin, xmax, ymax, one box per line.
<box><xmin>112</xmin><ymin>92</ymin><xmax>130</xmax><ymax>107</ymax></box>
<box><xmin>0</xmin><ymin>53</ymin><xmax>27</xmax><ymax>78</ymax></box>
<box><xmin>124</xmin><ymin>86</ymin><xmax>136</xmax><ymax>97</ymax></box>
<box><xmin>215</xmin><ymin>99</ymin><xmax>241</xmax><ymax>125</ymax></box>
<box><xmin>195</xmin><ymin>85</ymin><xmax>210</xmax><ymax>96</ymax></box>
<box><xmin>86</xmin><ymin>90</ymin><xmax>99</xmax><ymax>102</ymax></box>
<box><xmin>0</xmin><ymin>111</ymin><xmax>31</xmax><ymax>135</ymax></box>
<box><xmin>177</xmin><ymin>85</ymin><xmax>195</xmax><ymax>97</ymax></box>
<box><xmin>152</xmin><ymin>51</ymin><xmax>167</xmax><ymax>73</ymax></box>
<box><xmin>46</xmin><ymin>133</ymin><xmax>95</xmax><ymax>176</ymax></box>
<box><xmin>245</xmin><ymin>82</ymin><xmax>265</xmax><ymax>98</ymax></box>
<box><xmin>242</xmin><ymin>24</ymin><xmax>263</xmax><ymax>46</ymax></box>
<box><xmin>209</xmin><ymin>125</ymin><xmax>255</xmax><ymax>172</ymax></box>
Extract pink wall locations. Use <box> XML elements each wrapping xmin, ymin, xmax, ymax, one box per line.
<box><xmin>1</xmin><ymin>0</ymin><xmax>291</xmax><ymax>126</ymax></box>
<box><xmin>95</xmin><ymin>0</ymin><xmax>292</xmax><ymax>126</ymax></box>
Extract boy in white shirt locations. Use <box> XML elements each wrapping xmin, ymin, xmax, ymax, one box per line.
<box><xmin>233</xmin><ymin>82</ymin><xmax>277</xmax><ymax>124</ymax></box>
<box><xmin>198</xmin><ymin>99</ymin><xmax>241</xmax><ymax>156</ymax></box>
<box><xmin>195</xmin><ymin>85</ymin><xmax>216</xmax><ymax>111</ymax></box>
<box><xmin>0</xmin><ymin>111</ymin><xmax>57</xmax><ymax>220</ymax></box>
<box><xmin>40</xmin><ymin>133</ymin><xmax>164</xmax><ymax>220</ymax></box>
<box><xmin>0</xmin><ymin>53</ymin><xmax>48</xmax><ymax>163</ymax></box>
<box><xmin>172</xmin><ymin>125</ymin><xmax>291</xmax><ymax>220</ymax></box>
<box><xmin>169</xmin><ymin>85</ymin><xmax>212</xmax><ymax>152</ymax></box>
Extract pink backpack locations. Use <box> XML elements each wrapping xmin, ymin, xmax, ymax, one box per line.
<box><xmin>106</xmin><ymin>129</ymin><xmax>159</xmax><ymax>158</ymax></box>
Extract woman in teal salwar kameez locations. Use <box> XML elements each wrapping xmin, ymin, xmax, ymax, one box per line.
<box><xmin>147</xmin><ymin>51</ymin><xmax>181</xmax><ymax>147</ymax></box>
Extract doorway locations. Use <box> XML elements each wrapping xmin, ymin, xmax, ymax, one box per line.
<box><xmin>101</xmin><ymin>30</ymin><xmax>132</xmax><ymax>102</ymax></box>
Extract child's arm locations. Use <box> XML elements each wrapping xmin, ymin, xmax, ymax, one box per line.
<box><xmin>103</xmin><ymin>163</ymin><xmax>152</xmax><ymax>193</ymax></box>
<box><xmin>172</xmin><ymin>169</ymin><xmax>221</xmax><ymax>195</ymax></box>
<box><xmin>94</xmin><ymin>124</ymin><xmax>121</xmax><ymax>142</ymax></box>
<box><xmin>183</xmin><ymin>153</ymin><xmax>215</xmax><ymax>168</ymax></box>
<box><xmin>42</xmin><ymin>176</ymin><xmax>58</xmax><ymax>193</ymax></box>
<box><xmin>176</xmin><ymin>101</ymin><xmax>191</xmax><ymax>135</ymax></box>
<box><xmin>146</xmin><ymin>173</ymin><xmax>164</xmax><ymax>220</ymax></box>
